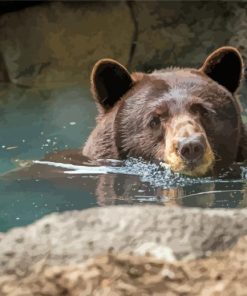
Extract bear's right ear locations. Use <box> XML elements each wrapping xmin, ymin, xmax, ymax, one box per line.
<box><xmin>91</xmin><ymin>59</ymin><xmax>133</xmax><ymax>111</ymax></box>
<box><xmin>200</xmin><ymin>46</ymin><xmax>244</xmax><ymax>93</ymax></box>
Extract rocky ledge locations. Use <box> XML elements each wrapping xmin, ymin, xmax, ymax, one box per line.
<box><xmin>0</xmin><ymin>1</ymin><xmax>247</xmax><ymax>87</ymax></box>
<box><xmin>1</xmin><ymin>206</ymin><xmax>247</xmax><ymax>295</ymax></box>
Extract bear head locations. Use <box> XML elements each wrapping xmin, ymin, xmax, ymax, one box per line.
<box><xmin>86</xmin><ymin>47</ymin><xmax>244</xmax><ymax>177</ymax></box>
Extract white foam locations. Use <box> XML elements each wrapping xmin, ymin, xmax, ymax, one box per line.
<box><xmin>33</xmin><ymin>158</ymin><xmax>247</xmax><ymax>189</ymax></box>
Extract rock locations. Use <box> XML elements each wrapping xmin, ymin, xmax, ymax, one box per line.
<box><xmin>228</xmin><ymin>3</ymin><xmax>247</xmax><ymax>63</ymax></box>
<box><xmin>0</xmin><ymin>2</ymin><xmax>134</xmax><ymax>87</ymax></box>
<box><xmin>1</xmin><ymin>206</ymin><xmax>247</xmax><ymax>276</ymax></box>
<box><xmin>0</xmin><ymin>54</ymin><xmax>9</xmax><ymax>83</ymax></box>
<box><xmin>2</xmin><ymin>236</ymin><xmax>247</xmax><ymax>295</ymax></box>
<box><xmin>134</xmin><ymin>242</ymin><xmax>176</xmax><ymax>262</ymax></box>
<box><xmin>130</xmin><ymin>1</ymin><xmax>245</xmax><ymax>71</ymax></box>
<box><xmin>1</xmin><ymin>2</ymin><xmax>247</xmax><ymax>87</ymax></box>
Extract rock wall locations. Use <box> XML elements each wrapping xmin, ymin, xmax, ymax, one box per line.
<box><xmin>1</xmin><ymin>237</ymin><xmax>247</xmax><ymax>295</ymax></box>
<box><xmin>0</xmin><ymin>1</ymin><xmax>246</xmax><ymax>87</ymax></box>
<box><xmin>0</xmin><ymin>2</ymin><xmax>134</xmax><ymax>87</ymax></box>
<box><xmin>1</xmin><ymin>206</ymin><xmax>247</xmax><ymax>276</ymax></box>
<box><xmin>130</xmin><ymin>2</ymin><xmax>244</xmax><ymax>71</ymax></box>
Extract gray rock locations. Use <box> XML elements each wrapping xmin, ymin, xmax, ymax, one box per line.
<box><xmin>0</xmin><ymin>2</ymin><xmax>134</xmax><ymax>87</ymax></box>
<box><xmin>130</xmin><ymin>1</ymin><xmax>244</xmax><ymax>71</ymax></box>
<box><xmin>1</xmin><ymin>206</ymin><xmax>247</xmax><ymax>276</ymax></box>
<box><xmin>0</xmin><ymin>54</ymin><xmax>9</xmax><ymax>83</ymax></box>
<box><xmin>1</xmin><ymin>1</ymin><xmax>247</xmax><ymax>87</ymax></box>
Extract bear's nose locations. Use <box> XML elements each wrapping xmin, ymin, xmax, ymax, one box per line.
<box><xmin>177</xmin><ymin>135</ymin><xmax>205</xmax><ymax>163</ymax></box>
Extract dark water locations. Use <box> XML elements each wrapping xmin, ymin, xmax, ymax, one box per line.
<box><xmin>1</xmin><ymin>83</ymin><xmax>247</xmax><ymax>232</ymax></box>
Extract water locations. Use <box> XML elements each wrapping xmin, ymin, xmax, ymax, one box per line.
<box><xmin>1</xmin><ymin>83</ymin><xmax>247</xmax><ymax>232</ymax></box>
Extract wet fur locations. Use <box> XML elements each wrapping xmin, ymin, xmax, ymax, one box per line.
<box><xmin>83</xmin><ymin>47</ymin><xmax>247</xmax><ymax>176</ymax></box>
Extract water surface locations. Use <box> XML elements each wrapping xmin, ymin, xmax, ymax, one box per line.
<box><xmin>1</xmin><ymin>83</ymin><xmax>247</xmax><ymax>232</ymax></box>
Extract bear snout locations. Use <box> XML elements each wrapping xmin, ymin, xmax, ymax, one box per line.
<box><xmin>164</xmin><ymin>121</ymin><xmax>215</xmax><ymax>176</ymax></box>
<box><xmin>177</xmin><ymin>134</ymin><xmax>205</xmax><ymax>165</ymax></box>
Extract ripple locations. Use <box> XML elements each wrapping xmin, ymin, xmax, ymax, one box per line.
<box><xmin>33</xmin><ymin>158</ymin><xmax>247</xmax><ymax>189</ymax></box>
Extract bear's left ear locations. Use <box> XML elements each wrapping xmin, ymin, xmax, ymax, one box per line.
<box><xmin>91</xmin><ymin>59</ymin><xmax>133</xmax><ymax>111</ymax></box>
<box><xmin>200</xmin><ymin>46</ymin><xmax>244</xmax><ymax>93</ymax></box>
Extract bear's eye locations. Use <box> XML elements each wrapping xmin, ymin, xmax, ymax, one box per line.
<box><xmin>149</xmin><ymin>116</ymin><xmax>161</xmax><ymax>129</ymax></box>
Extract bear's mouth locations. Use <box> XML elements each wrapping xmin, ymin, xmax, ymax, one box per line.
<box><xmin>180</xmin><ymin>159</ymin><xmax>214</xmax><ymax>177</ymax></box>
<box><xmin>165</xmin><ymin>147</ymin><xmax>215</xmax><ymax>177</ymax></box>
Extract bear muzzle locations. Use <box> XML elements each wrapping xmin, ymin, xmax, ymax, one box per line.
<box><xmin>177</xmin><ymin>134</ymin><xmax>205</xmax><ymax>165</ymax></box>
<box><xmin>164</xmin><ymin>121</ymin><xmax>215</xmax><ymax>176</ymax></box>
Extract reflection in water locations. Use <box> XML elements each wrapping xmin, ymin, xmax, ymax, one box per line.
<box><xmin>1</xmin><ymin>152</ymin><xmax>247</xmax><ymax>232</ymax></box>
<box><xmin>3</xmin><ymin>156</ymin><xmax>247</xmax><ymax>213</ymax></box>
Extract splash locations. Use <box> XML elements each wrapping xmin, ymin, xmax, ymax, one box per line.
<box><xmin>33</xmin><ymin>158</ymin><xmax>232</xmax><ymax>189</ymax></box>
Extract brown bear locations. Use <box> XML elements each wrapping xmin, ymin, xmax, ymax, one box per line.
<box><xmin>83</xmin><ymin>46</ymin><xmax>247</xmax><ymax>177</ymax></box>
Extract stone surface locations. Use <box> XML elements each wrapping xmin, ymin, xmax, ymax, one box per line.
<box><xmin>0</xmin><ymin>2</ymin><xmax>247</xmax><ymax>87</ymax></box>
<box><xmin>130</xmin><ymin>1</ymin><xmax>244</xmax><ymax>72</ymax></box>
<box><xmin>228</xmin><ymin>2</ymin><xmax>247</xmax><ymax>62</ymax></box>
<box><xmin>0</xmin><ymin>54</ymin><xmax>9</xmax><ymax>83</ymax></box>
<box><xmin>0</xmin><ymin>2</ymin><xmax>134</xmax><ymax>87</ymax></box>
<box><xmin>1</xmin><ymin>206</ymin><xmax>247</xmax><ymax>276</ymax></box>
<box><xmin>2</xmin><ymin>237</ymin><xmax>247</xmax><ymax>296</ymax></box>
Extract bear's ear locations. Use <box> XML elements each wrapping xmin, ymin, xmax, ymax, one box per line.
<box><xmin>91</xmin><ymin>59</ymin><xmax>133</xmax><ymax>111</ymax></box>
<box><xmin>200</xmin><ymin>46</ymin><xmax>244</xmax><ymax>93</ymax></box>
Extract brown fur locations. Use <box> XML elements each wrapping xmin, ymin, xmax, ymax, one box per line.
<box><xmin>83</xmin><ymin>47</ymin><xmax>247</xmax><ymax>176</ymax></box>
